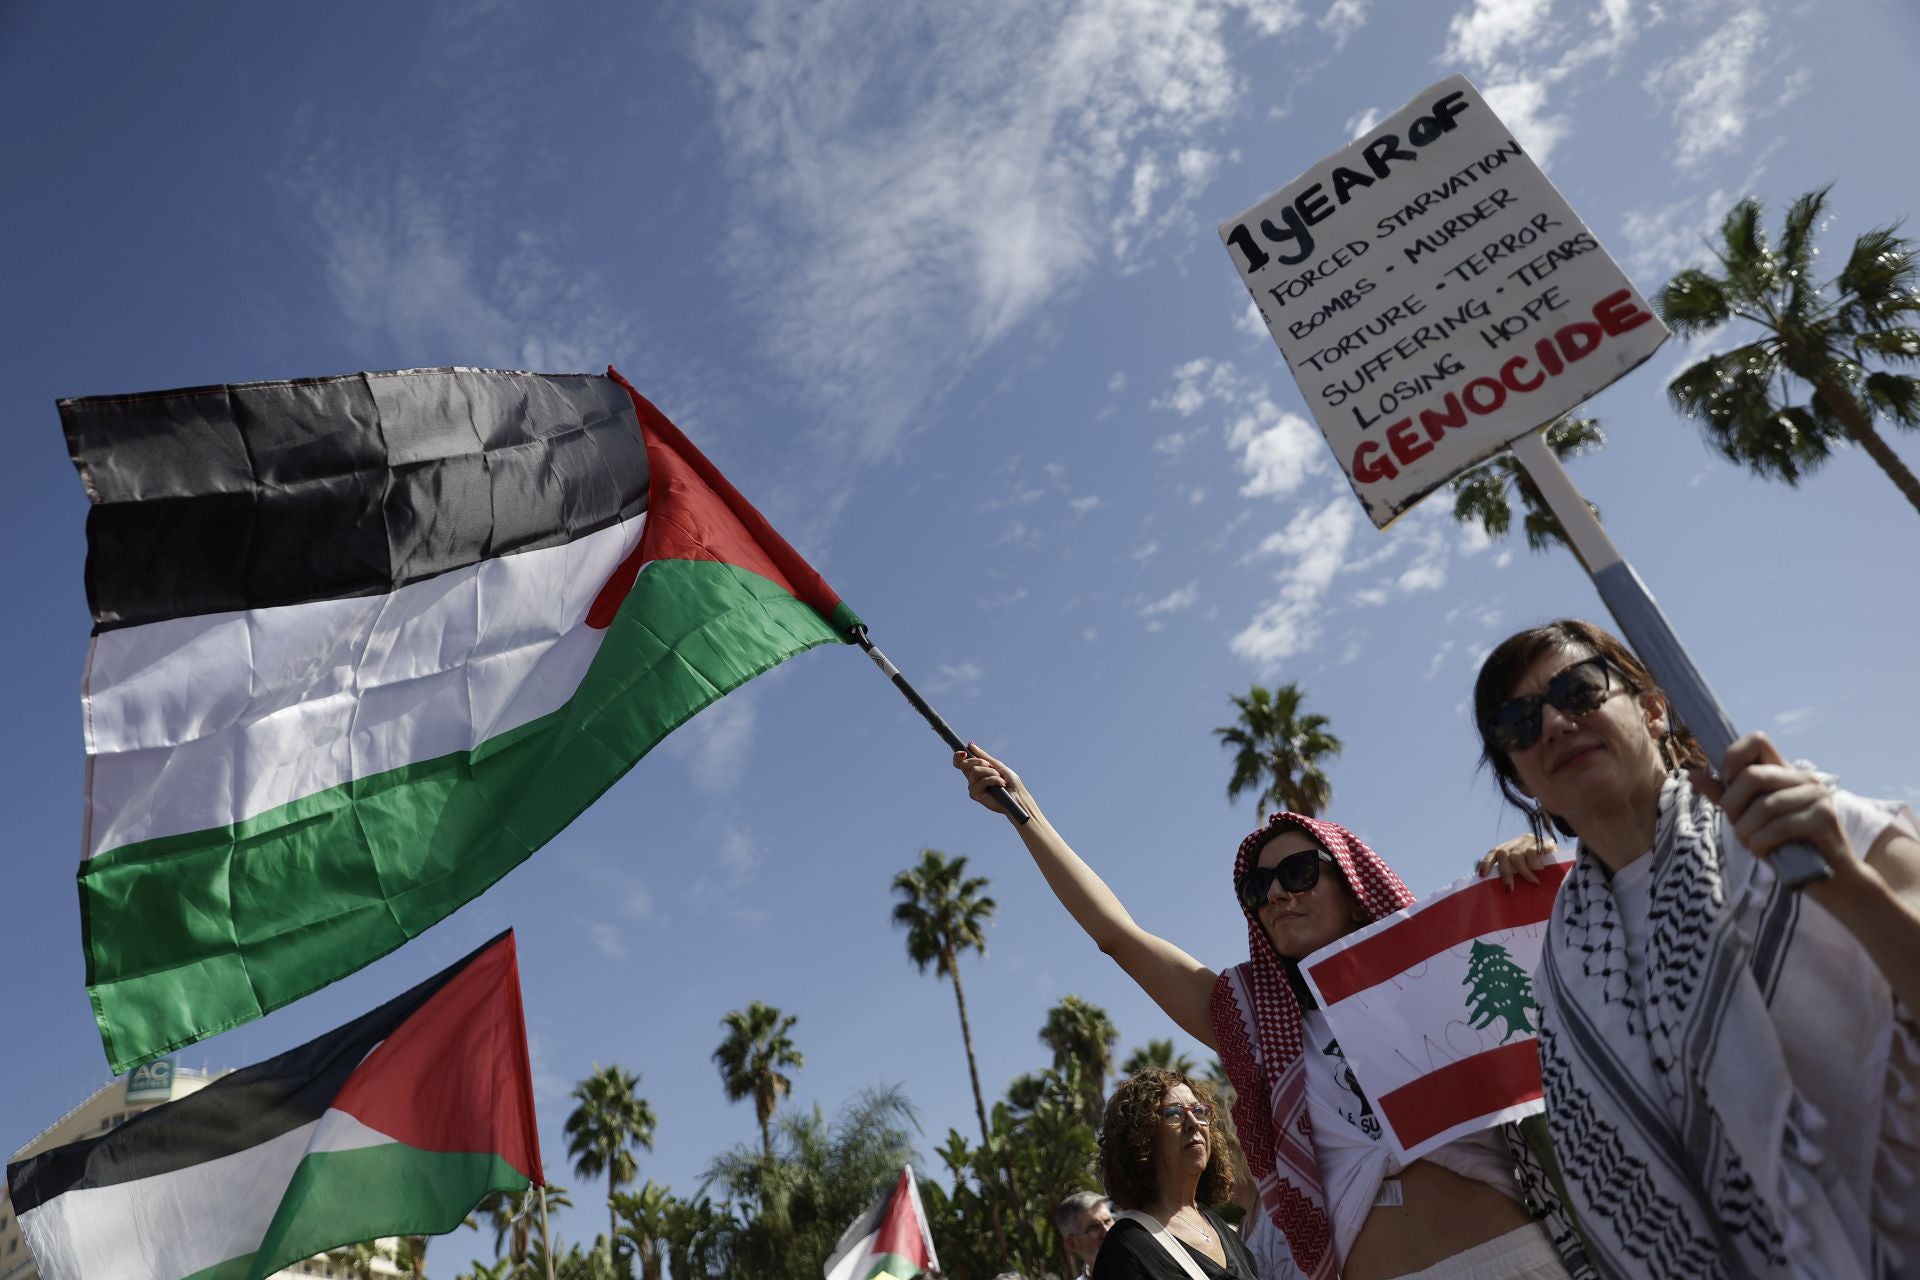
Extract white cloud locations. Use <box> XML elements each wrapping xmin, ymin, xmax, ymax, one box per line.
<box><xmin>1644</xmin><ymin>4</ymin><xmax>1773</xmax><ymax>170</ymax></box>
<box><xmin>1319</xmin><ymin>0</ymin><xmax>1368</xmax><ymax>49</ymax></box>
<box><xmin>689</xmin><ymin>824</ymin><xmax>769</xmax><ymax>924</ymax></box>
<box><xmin>663</xmin><ymin>689</ymin><xmax>759</xmax><ymax>795</ymax></box>
<box><xmin>1228</xmin><ymin>404</ymin><xmax>1324</xmax><ymax>498</ymax></box>
<box><xmin>1108</xmin><ymin>371</ymin><xmax>1129</xmax><ymax>393</ymax></box>
<box><xmin>1070</xmin><ymin>495</ymin><xmax>1103</xmax><ymax>515</ymax></box>
<box><xmin>1133</xmin><ymin>539</ymin><xmax>1162</xmax><ymax>563</ymax></box>
<box><xmin>926</xmin><ymin>661</ymin><xmax>986</xmax><ymax>695</ymax></box>
<box><xmin>585</xmin><ymin>923</ymin><xmax>627</xmax><ymax>961</ymax></box>
<box><xmin>1154</xmin><ymin>359</ymin><xmax>1324</xmax><ymax>498</ymax></box>
<box><xmin>1443</xmin><ymin>0</ymin><xmax>1552</xmax><ymax>69</ymax></box>
<box><xmin>1343</xmin><ymin>106</ymin><xmax>1382</xmax><ymax>140</ymax></box>
<box><xmin>1139</xmin><ymin>581</ymin><xmax>1202</xmax><ymax>617</ymax></box>
<box><xmin>691</xmin><ymin>0</ymin><xmax>1302</xmax><ymax>461</ymax></box>
<box><xmin>1230</xmin><ymin>496</ymin><xmax>1359</xmax><ymax>667</ymax></box>
<box><xmin>1618</xmin><ymin>188</ymin><xmax>1734</xmax><ymax>283</ymax></box>
<box><xmin>1773</xmin><ymin>706</ymin><xmax>1817</xmax><ymax>730</ymax></box>
<box><xmin>1479</xmin><ymin>77</ymin><xmax>1569</xmax><ymax>165</ymax></box>
<box><xmin>1235</xmin><ymin>296</ymin><xmax>1269</xmax><ymax>338</ymax></box>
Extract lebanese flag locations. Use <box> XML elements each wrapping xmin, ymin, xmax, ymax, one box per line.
<box><xmin>1299</xmin><ymin>855</ymin><xmax>1571</xmax><ymax>1161</ymax></box>
<box><xmin>822</xmin><ymin>1167</ymin><xmax>939</xmax><ymax>1280</ymax></box>
<box><xmin>64</xmin><ymin>366</ymin><xmax>860</xmax><ymax>1071</ymax></box>
<box><xmin>7</xmin><ymin>932</ymin><xmax>541</xmax><ymax>1280</ymax></box>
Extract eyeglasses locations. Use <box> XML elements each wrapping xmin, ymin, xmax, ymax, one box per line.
<box><xmin>1235</xmin><ymin>849</ymin><xmax>1336</xmax><ymax>909</ymax></box>
<box><xmin>1488</xmin><ymin>656</ymin><xmax>1629</xmax><ymax>753</ymax></box>
<box><xmin>1158</xmin><ymin>1102</ymin><xmax>1213</xmax><ymax>1127</ymax></box>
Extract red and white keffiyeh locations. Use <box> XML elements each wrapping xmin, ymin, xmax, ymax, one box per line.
<box><xmin>1210</xmin><ymin>812</ymin><xmax>1413</xmax><ymax>1280</ymax></box>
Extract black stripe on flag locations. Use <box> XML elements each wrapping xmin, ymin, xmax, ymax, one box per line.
<box><xmin>62</xmin><ymin>369</ymin><xmax>649</xmax><ymax>632</ymax></box>
<box><xmin>5</xmin><ymin>932</ymin><xmax>505</xmax><ymax>1215</ymax></box>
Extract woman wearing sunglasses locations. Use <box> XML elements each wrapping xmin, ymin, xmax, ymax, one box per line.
<box><xmin>956</xmin><ymin>747</ymin><xmax>1588</xmax><ymax>1280</ymax></box>
<box><xmin>1472</xmin><ymin>619</ymin><xmax>1920</xmax><ymax>1278</ymax></box>
<box><xmin>1092</xmin><ymin>1067</ymin><xmax>1260</xmax><ymax>1279</ymax></box>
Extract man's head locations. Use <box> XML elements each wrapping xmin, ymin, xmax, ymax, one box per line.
<box><xmin>1055</xmin><ymin>1190</ymin><xmax>1113</xmax><ymax>1268</ymax></box>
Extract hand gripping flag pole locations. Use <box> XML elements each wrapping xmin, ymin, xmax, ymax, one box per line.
<box><xmin>852</xmin><ymin>626</ymin><xmax>1030</xmax><ymax>825</ymax></box>
<box><xmin>1510</xmin><ymin>430</ymin><xmax>1828</xmax><ymax>887</ymax></box>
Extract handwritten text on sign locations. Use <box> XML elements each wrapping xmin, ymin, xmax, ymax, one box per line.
<box><xmin>1218</xmin><ymin>76</ymin><xmax>1668</xmax><ymax>527</ymax></box>
<box><xmin>1301</xmin><ymin>856</ymin><xmax>1571</xmax><ymax>1162</ymax></box>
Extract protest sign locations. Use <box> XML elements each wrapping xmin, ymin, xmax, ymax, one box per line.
<box><xmin>1219</xmin><ymin>76</ymin><xmax>1668</xmax><ymax>527</ymax></box>
<box><xmin>1299</xmin><ymin>855</ymin><xmax>1571</xmax><ymax>1162</ymax></box>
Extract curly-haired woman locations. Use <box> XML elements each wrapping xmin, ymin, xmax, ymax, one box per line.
<box><xmin>1094</xmin><ymin>1068</ymin><xmax>1258</xmax><ymax>1279</ymax></box>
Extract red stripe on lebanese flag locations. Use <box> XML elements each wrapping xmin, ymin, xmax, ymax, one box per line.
<box><xmin>1309</xmin><ymin>862</ymin><xmax>1569</xmax><ymax>1005</ymax></box>
<box><xmin>330</xmin><ymin>934</ymin><xmax>542</xmax><ymax>1180</ymax></box>
<box><xmin>1377</xmin><ymin>1040</ymin><xmax>1542</xmax><ymax>1150</ymax></box>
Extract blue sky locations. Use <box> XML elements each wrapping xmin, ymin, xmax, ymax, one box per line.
<box><xmin>4</xmin><ymin>0</ymin><xmax>1918</xmax><ymax>1271</ymax></box>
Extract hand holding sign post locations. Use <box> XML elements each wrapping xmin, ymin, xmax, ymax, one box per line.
<box><xmin>1219</xmin><ymin>75</ymin><xmax>1827</xmax><ymax>887</ymax></box>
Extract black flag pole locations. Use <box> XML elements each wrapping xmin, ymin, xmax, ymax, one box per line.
<box><xmin>851</xmin><ymin>626</ymin><xmax>1031</xmax><ymax>825</ymax></box>
<box><xmin>1509</xmin><ymin>429</ymin><xmax>1828</xmax><ymax>888</ymax></box>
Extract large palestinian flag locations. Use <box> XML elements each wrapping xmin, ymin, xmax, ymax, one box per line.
<box><xmin>7</xmin><ymin>931</ymin><xmax>541</xmax><ymax>1280</ymax></box>
<box><xmin>66</xmin><ymin>366</ymin><xmax>860</xmax><ymax>1071</ymax></box>
<box><xmin>823</xmin><ymin>1166</ymin><xmax>939</xmax><ymax>1280</ymax></box>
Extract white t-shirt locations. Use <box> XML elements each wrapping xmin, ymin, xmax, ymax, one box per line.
<box><xmin>1605</xmin><ymin>787</ymin><xmax>1920</xmax><ymax>1269</ymax></box>
<box><xmin>1299</xmin><ymin>1007</ymin><xmax>1520</xmax><ymax>1266</ymax></box>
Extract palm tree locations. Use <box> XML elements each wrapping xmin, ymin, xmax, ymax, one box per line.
<box><xmin>890</xmin><ymin>848</ymin><xmax>1013</xmax><ymax>1261</ymax></box>
<box><xmin>1121</xmin><ymin>1038</ymin><xmax>1197</xmax><ymax>1076</ymax></box>
<box><xmin>322</xmin><ymin>1242</ymin><xmax>382</xmax><ymax>1280</ymax></box>
<box><xmin>565</xmin><ymin>1064</ymin><xmax>657</xmax><ymax>1264</ymax></box>
<box><xmin>1214</xmin><ymin>683</ymin><xmax>1342</xmax><ymax>816</ymax></box>
<box><xmin>613</xmin><ymin>1180</ymin><xmax>674</xmax><ymax>1280</ymax></box>
<box><xmin>1449</xmin><ymin>415</ymin><xmax>1604</xmax><ymax>553</ymax></box>
<box><xmin>1657</xmin><ymin>186</ymin><xmax>1920</xmax><ymax>513</ymax></box>
<box><xmin>457</xmin><ymin>1261</ymin><xmax>516</xmax><ymax>1280</ymax></box>
<box><xmin>1037</xmin><ymin>995</ymin><xmax>1118</xmax><ymax>1103</ymax></box>
<box><xmin>713</xmin><ymin>1001</ymin><xmax>805</xmax><ymax>1156</ymax></box>
<box><xmin>476</xmin><ymin>1184</ymin><xmax>571</xmax><ymax>1265</ymax></box>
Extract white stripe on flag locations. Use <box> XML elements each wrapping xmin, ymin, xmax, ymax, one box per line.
<box><xmin>82</xmin><ymin>513</ymin><xmax>646</xmax><ymax>857</ymax></box>
<box><xmin>17</xmin><ymin>1110</ymin><xmax>394</xmax><ymax>1280</ymax></box>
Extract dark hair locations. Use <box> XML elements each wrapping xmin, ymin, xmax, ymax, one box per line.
<box><xmin>1099</xmin><ymin>1069</ymin><xmax>1234</xmax><ymax>1211</ymax></box>
<box><xmin>1472</xmin><ymin>619</ymin><xmax>1708</xmax><ymax>836</ymax></box>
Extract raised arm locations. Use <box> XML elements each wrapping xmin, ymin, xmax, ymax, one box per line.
<box><xmin>956</xmin><ymin>745</ymin><xmax>1219</xmax><ymax>1047</ymax></box>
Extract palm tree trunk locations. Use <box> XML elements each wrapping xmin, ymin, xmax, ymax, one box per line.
<box><xmin>945</xmin><ymin>945</ymin><xmax>1018</xmax><ymax>1267</ymax></box>
<box><xmin>1817</xmin><ymin>377</ymin><xmax>1920</xmax><ymax>514</ymax></box>
<box><xmin>609</xmin><ymin>1174</ymin><xmax>620</xmax><ymax>1267</ymax></box>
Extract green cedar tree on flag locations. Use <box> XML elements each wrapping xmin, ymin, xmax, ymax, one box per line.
<box><xmin>7</xmin><ymin>931</ymin><xmax>541</xmax><ymax>1280</ymax></box>
<box><xmin>64</xmin><ymin>366</ymin><xmax>861</xmax><ymax>1071</ymax></box>
<box><xmin>823</xmin><ymin>1166</ymin><xmax>939</xmax><ymax>1280</ymax></box>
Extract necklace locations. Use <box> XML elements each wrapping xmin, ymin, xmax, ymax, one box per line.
<box><xmin>1175</xmin><ymin>1211</ymin><xmax>1213</xmax><ymax>1244</ymax></box>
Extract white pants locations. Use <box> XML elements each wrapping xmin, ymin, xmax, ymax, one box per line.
<box><xmin>1393</xmin><ymin>1224</ymin><xmax>1571</xmax><ymax>1280</ymax></box>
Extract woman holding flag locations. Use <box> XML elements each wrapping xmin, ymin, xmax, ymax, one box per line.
<box><xmin>955</xmin><ymin>747</ymin><xmax>1588</xmax><ymax>1280</ymax></box>
<box><xmin>1471</xmin><ymin>618</ymin><xmax>1920</xmax><ymax>1278</ymax></box>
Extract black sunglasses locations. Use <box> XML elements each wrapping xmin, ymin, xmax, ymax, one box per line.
<box><xmin>1235</xmin><ymin>848</ymin><xmax>1336</xmax><ymax>910</ymax></box>
<box><xmin>1488</xmin><ymin>656</ymin><xmax>1631</xmax><ymax>753</ymax></box>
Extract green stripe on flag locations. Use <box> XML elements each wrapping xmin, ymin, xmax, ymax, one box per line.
<box><xmin>865</xmin><ymin>1253</ymin><xmax>925</xmax><ymax>1280</ymax></box>
<box><xmin>181</xmin><ymin>1256</ymin><xmax>258</xmax><ymax>1280</ymax></box>
<box><xmin>85</xmin><ymin>558</ymin><xmax>847</xmax><ymax>1071</ymax></box>
<box><xmin>249</xmin><ymin>1147</ymin><xmax>528</xmax><ymax>1280</ymax></box>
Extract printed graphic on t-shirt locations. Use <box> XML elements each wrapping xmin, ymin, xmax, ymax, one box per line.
<box><xmin>1323</xmin><ymin>1035</ymin><xmax>1383</xmax><ymax>1140</ymax></box>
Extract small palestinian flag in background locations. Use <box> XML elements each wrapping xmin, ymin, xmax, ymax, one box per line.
<box><xmin>823</xmin><ymin>1166</ymin><xmax>940</xmax><ymax>1280</ymax></box>
<box><xmin>64</xmin><ymin>366</ymin><xmax>860</xmax><ymax>1071</ymax></box>
<box><xmin>7</xmin><ymin>931</ymin><xmax>540</xmax><ymax>1280</ymax></box>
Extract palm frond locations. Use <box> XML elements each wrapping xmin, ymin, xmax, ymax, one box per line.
<box><xmin>1656</xmin><ymin>268</ymin><xmax>1736</xmax><ymax>336</ymax></box>
<box><xmin>1854</xmin><ymin>326</ymin><xmax>1920</xmax><ymax>363</ymax></box>
<box><xmin>1864</xmin><ymin>370</ymin><xmax>1920</xmax><ymax>429</ymax></box>
<box><xmin>1777</xmin><ymin>185</ymin><xmax>1829</xmax><ymax>304</ymax></box>
<box><xmin>1836</xmin><ymin>225</ymin><xmax>1920</xmax><ymax>327</ymax></box>
<box><xmin>1717</xmin><ymin>198</ymin><xmax>1779</xmax><ymax>305</ymax></box>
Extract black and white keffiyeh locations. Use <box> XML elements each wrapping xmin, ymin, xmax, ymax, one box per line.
<box><xmin>1535</xmin><ymin>771</ymin><xmax>1881</xmax><ymax>1280</ymax></box>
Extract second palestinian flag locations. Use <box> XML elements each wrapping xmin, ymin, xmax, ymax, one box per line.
<box><xmin>823</xmin><ymin>1166</ymin><xmax>940</xmax><ymax>1280</ymax></box>
<box><xmin>66</xmin><ymin>366</ymin><xmax>861</xmax><ymax>1070</ymax></box>
<box><xmin>8</xmin><ymin>931</ymin><xmax>541</xmax><ymax>1280</ymax></box>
